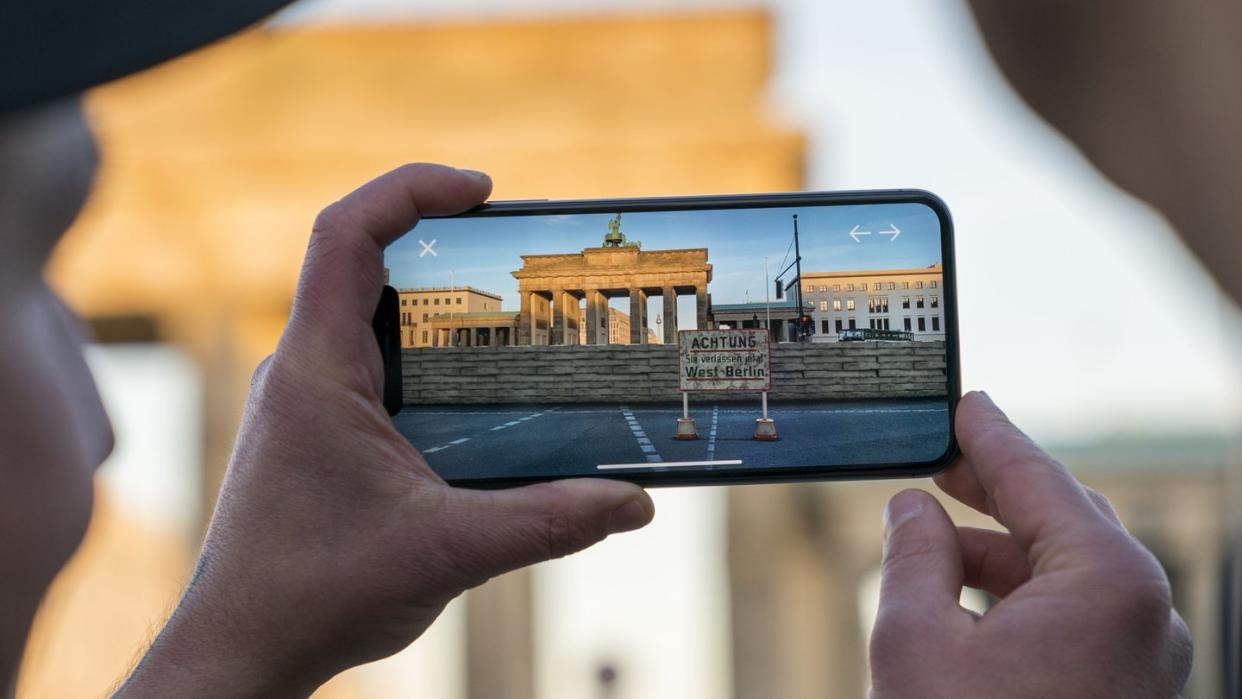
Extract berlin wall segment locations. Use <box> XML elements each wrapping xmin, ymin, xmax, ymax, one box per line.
<box><xmin>400</xmin><ymin>342</ymin><xmax>946</xmax><ymax>405</ymax></box>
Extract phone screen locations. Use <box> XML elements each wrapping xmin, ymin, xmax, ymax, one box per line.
<box><xmin>381</xmin><ymin>192</ymin><xmax>957</xmax><ymax>486</ymax></box>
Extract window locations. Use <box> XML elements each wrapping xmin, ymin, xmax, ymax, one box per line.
<box><xmin>818</xmin><ymin>285</ymin><xmax>827</xmax><ymax>292</ymax></box>
<box><xmin>869</xmin><ymin>318</ymin><xmax>891</xmax><ymax>330</ymax></box>
<box><xmin>821</xmin><ymin>320</ymin><xmax>832</xmax><ymax>333</ymax></box>
<box><xmin>848</xmin><ymin>319</ymin><xmax>857</xmax><ymax>330</ymax></box>
<box><xmin>916</xmin><ymin>281</ymin><xmax>924</xmax><ymax>289</ymax></box>
<box><xmin>916</xmin><ymin>296</ymin><xmax>925</xmax><ymax>309</ymax></box>
<box><xmin>832</xmin><ymin>284</ymin><xmax>841</xmax><ymax>291</ymax></box>
<box><xmin>434</xmin><ymin>298</ymin><xmax>440</xmax><ymax>305</ymax></box>
<box><xmin>456</xmin><ymin>297</ymin><xmax>463</xmax><ymax>305</ymax></box>
<box><xmin>874</xmin><ymin>282</ymin><xmax>882</xmax><ymax>291</ymax></box>
<box><xmin>819</xmin><ymin>300</ymin><xmax>830</xmax><ymax>312</ymax></box>
<box><xmin>930</xmin><ymin>280</ymin><xmax>938</xmax><ymax>288</ymax></box>
<box><xmin>888</xmin><ymin>282</ymin><xmax>895</xmax><ymax>290</ymax></box>
<box><xmin>918</xmin><ymin>317</ymin><xmax>926</xmax><ymax>331</ymax></box>
<box><xmin>423</xmin><ymin>299</ymin><xmax>429</xmax><ymax>305</ymax></box>
<box><xmin>903</xmin><ymin>317</ymin><xmax>911</xmax><ymax>331</ymax></box>
<box><xmin>932</xmin><ymin>317</ymin><xmax>940</xmax><ymax>332</ymax></box>
<box><xmin>422</xmin><ymin>313</ymin><xmax>428</xmax><ymax>322</ymax></box>
<box><xmin>931</xmin><ymin>295</ymin><xmax>939</xmax><ymax>309</ymax></box>
<box><xmin>847</xmin><ymin>283</ymin><xmax>855</xmax><ymax>292</ymax></box>
<box><xmin>902</xmin><ymin>281</ymin><xmax>910</xmax><ymax>289</ymax></box>
<box><xmin>901</xmin><ymin>296</ymin><xmax>910</xmax><ymax>309</ymax></box>
<box><xmin>835</xmin><ymin>319</ymin><xmax>843</xmax><ymax>332</ymax></box>
<box><xmin>846</xmin><ymin>299</ymin><xmax>856</xmax><ymax>311</ymax></box>
<box><xmin>868</xmin><ymin>296</ymin><xmax>889</xmax><ymax>313</ymax></box>
<box><xmin>401</xmin><ymin>299</ymin><xmax>407</xmax><ymax>306</ymax></box>
<box><xmin>832</xmin><ymin>299</ymin><xmax>842</xmax><ymax>312</ymax></box>
<box><xmin>422</xmin><ymin>331</ymin><xmax>428</xmax><ymax>342</ymax></box>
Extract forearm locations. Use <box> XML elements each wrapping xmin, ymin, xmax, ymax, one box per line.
<box><xmin>113</xmin><ymin>583</ymin><xmax>322</xmax><ymax>699</ymax></box>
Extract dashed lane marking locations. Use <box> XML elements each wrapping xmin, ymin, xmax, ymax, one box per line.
<box><xmin>420</xmin><ymin>408</ymin><xmax>556</xmax><ymax>454</ymax></box>
<box><xmin>707</xmin><ymin>404</ymin><xmax>719</xmax><ymax>461</ymax></box>
<box><xmin>620</xmin><ymin>405</ymin><xmax>662</xmax><ymax>463</ymax></box>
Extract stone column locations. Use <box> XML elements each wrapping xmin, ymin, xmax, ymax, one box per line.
<box><xmin>469</xmin><ymin>327</ymin><xmax>478</xmax><ymax>347</ymax></box>
<box><xmin>584</xmin><ymin>289</ymin><xmax>601</xmax><ymax>345</ymax></box>
<box><xmin>662</xmin><ymin>286</ymin><xmax>678</xmax><ymax>345</ymax></box>
<box><xmin>696</xmin><ymin>285</ymin><xmax>711</xmax><ymax>330</ymax></box>
<box><xmin>629</xmin><ymin>288</ymin><xmax>648</xmax><ymax>344</ymax></box>
<box><xmin>518</xmin><ymin>291</ymin><xmax>533</xmax><ymax>345</ymax></box>
<box><xmin>550</xmin><ymin>287</ymin><xmax>566</xmax><ymax>345</ymax></box>
<box><xmin>561</xmin><ymin>290</ymin><xmax>578</xmax><ymax>345</ymax></box>
<box><xmin>490</xmin><ymin>327</ymin><xmax>500</xmax><ymax>348</ymax></box>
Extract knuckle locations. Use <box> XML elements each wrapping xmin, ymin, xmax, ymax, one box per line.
<box><xmin>541</xmin><ymin>492</ymin><xmax>602</xmax><ymax>560</ymax></box>
<box><xmin>543</xmin><ymin>510</ymin><xmax>595</xmax><ymax>560</ymax></box>
<box><xmin>882</xmin><ymin>535</ymin><xmax>945</xmax><ymax>574</ymax></box>
<box><xmin>250</xmin><ymin>354</ymin><xmax>275</xmax><ymax>387</ymax></box>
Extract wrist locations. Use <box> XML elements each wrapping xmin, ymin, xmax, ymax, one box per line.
<box><xmin>115</xmin><ymin>577</ymin><xmax>327</xmax><ymax>698</ymax></box>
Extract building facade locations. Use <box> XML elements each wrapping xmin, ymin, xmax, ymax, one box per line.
<box><xmin>577</xmin><ymin>306</ymin><xmax>658</xmax><ymax>345</ymax></box>
<box><xmin>711</xmin><ymin>298</ymin><xmax>814</xmax><ymax>343</ymax></box>
<box><xmin>801</xmin><ymin>264</ymin><xmax>944</xmax><ymax>342</ymax></box>
<box><xmin>397</xmin><ymin>286</ymin><xmax>505</xmax><ymax>348</ymax></box>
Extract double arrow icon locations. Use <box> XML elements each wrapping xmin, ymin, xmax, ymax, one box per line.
<box><xmin>848</xmin><ymin>224</ymin><xmax>901</xmax><ymax>243</ymax></box>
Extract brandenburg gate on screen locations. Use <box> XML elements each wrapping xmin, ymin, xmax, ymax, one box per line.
<box><xmin>512</xmin><ymin>215</ymin><xmax>713</xmax><ymax>345</ymax></box>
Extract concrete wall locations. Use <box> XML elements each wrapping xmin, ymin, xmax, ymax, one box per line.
<box><xmin>401</xmin><ymin>341</ymin><xmax>946</xmax><ymax>404</ymax></box>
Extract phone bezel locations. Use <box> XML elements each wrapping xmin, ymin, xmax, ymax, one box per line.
<box><xmin>379</xmin><ymin>189</ymin><xmax>960</xmax><ymax>488</ymax></box>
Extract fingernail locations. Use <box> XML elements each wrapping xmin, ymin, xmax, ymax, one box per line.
<box><xmin>607</xmin><ymin>499</ymin><xmax>652</xmax><ymax>534</ymax></box>
<box><xmin>459</xmin><ymin>168</ymin><xmax>490</xmax><ymax>180</ymax></box>
<box><xmin>883</xmin><ymin>490</ymin><xmax>926</xmax><ymax>538</ymax></box>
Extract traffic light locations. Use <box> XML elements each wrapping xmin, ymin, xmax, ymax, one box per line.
<box><xmin>774</xmin><ymin>279</ymin><xmax>784</xmax><ymax>300</ymax></box>
<box><xmin>800</xmin><ymin>314</ymin><xmax>814</xmax><ymax>335</ymax></box>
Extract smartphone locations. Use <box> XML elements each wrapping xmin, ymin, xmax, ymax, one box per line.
<box><xmin>375</xmin><ymin>190</ymin><xmax>959</xmax><ymax>487</ymax></box>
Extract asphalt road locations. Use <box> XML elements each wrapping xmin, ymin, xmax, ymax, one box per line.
<box><xmin>391</xmin><ymin>398</ymin><xmax>950</xmax><ymax>481</ymax></box>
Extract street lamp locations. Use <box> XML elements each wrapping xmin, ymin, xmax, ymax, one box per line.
<box><xmin>655</xmin><ymin>314</ymin><xmax>662</xmax><ymax>344</ymax></box>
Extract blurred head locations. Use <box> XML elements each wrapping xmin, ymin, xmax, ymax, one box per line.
<box><xmin>0</xmin><ymin>96</ymin><xmax>112</xmax><ymax>683</ymax></box>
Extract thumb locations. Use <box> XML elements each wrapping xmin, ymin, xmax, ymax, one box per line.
<box><xmin>874</xmin><ymin>490</ymin><xmax>968</xmax><ymax>639</ymax></box>
<box><xmin>441</xmin><ymin>479</ymin><xmax>655</xmax><ymax>586</ymax></box>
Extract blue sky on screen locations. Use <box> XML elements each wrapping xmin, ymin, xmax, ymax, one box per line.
<box><xmin>387</xmin><ymin>202</ymin><xmax>941</xmax><ymax>311</ymax></box>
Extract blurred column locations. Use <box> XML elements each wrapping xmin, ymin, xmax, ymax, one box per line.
<box><xmin>466</xmin><ymin>569</ymin><xmax>534</xmax><ymax>699</ymax></box>
<box><xmin>728</xmin><ymin>485</ymin><xmax>867</xmax><ymax>698</ymax></box>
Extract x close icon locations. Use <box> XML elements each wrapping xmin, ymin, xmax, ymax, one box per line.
<box><xmin>418</xmin><ymin>239</ymin><xmax>437</xmax><ymax>257</ymax></box>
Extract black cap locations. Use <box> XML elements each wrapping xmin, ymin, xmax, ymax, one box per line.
<box><xmin>1</xmin><ymin>0</ymin><xmax>295</xmax><ymax>113</ymax></box>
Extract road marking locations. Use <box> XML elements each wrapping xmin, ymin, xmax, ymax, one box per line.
<box><xmin>707</xmin><ymin>404</ymin><xmax>719</xmax><ymax>460</ymax></box>
<box><xmin>421</xmin><ymin>409</ymin><xmax>559</xmax><ymax>455</ymax></box>
<box><xmin>598</xmin><ymin>459</ymin><xmax>743</xmax><ymax>470</ymax></box>
<box><xmin>619</xmin><ymin>406</ymin><xmax>662</xmax><ymax>463</ymax></box>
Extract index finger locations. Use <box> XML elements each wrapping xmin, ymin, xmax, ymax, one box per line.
<box><xmin>290</xmin><ymin>163</ymin><xmax>492</xmax><ymax>334</ymax></box>
<box><xmin>936</xmin><ymin>391</ymin><xmax>1115</xmax><ymax>571</ymax></box>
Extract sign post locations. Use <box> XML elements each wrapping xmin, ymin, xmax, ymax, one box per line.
<box><xmin>677</xmin><ymin>329</ymin><xmax>776</xmax><ymax>441</ymax></box>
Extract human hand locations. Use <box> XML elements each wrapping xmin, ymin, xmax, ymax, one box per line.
<box><xmin>117</xmin><ymin>164</ymin><xmax>655</xmax><ymax>697</ymax></box>
<box><xmin>869</xmin><ymin>392</ymin><xmax>1191</xmax><ymax>698</ymax></box>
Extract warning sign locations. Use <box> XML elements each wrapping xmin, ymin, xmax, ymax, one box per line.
<box><xmin>678</xmin><ymin>329</ymin><xmax>772</xmax><ymax>392</ymax></box>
